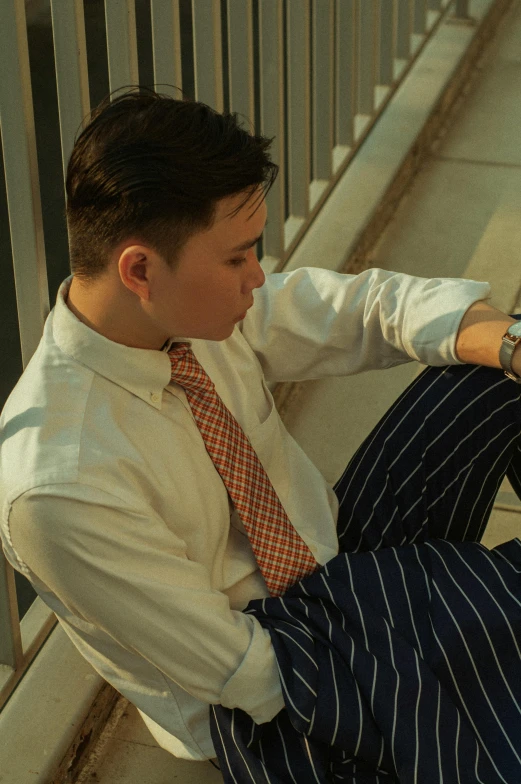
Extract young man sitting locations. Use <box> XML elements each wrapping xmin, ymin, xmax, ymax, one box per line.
<box><xmin>1</xmin><ymin>88</ymin><xmax>520</xmax><ymax>780</ymax></box>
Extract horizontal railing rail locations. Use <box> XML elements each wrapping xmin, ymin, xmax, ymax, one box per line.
<box><xmin>0</xmin><ymin>0</ymin><xmax>476</xmax><ymax>711</ymax></box>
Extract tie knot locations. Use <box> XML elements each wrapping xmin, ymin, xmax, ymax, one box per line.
<box><xmin>168</xmin><ymin>344</ymin><xmax>214</xmax><ymax>395</ymax></box>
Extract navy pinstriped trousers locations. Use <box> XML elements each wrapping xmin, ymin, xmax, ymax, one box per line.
<box><xmin>211</xmin><ymin>359</ymin><xmax>521</xmax><ymax>783</ymax></box>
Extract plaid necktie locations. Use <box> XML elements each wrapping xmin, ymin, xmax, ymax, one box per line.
<box><xmin>168</xmin><ymin>343</ymin><xmax>318</xmax><ymax>596</ymax></box>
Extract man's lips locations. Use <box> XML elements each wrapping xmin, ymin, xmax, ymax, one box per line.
<box><xmin>236</xmin><ymin>302</ymin><xmax>254</xmax><ymax>320</ymax></box>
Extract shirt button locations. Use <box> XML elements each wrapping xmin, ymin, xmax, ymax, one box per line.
<box><xmin>150</xmin><ymin>392</ymin><xmax>161</xmax><ymax>403</ymax></box>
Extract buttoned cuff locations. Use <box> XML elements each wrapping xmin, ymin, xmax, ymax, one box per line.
<box><xmin>219</xmin><ymin>615</ymin><xmax>284</xmax><ymax>724</ymax></box>
<box><xmin>405</xmin><ymin>279</ymin><xmax>492</xmax><ymax>366</ymax></box>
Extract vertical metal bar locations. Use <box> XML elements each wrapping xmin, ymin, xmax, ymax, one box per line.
<box><xmin>50</xmin><ymin>0</ymin><xmax>91</xmax><ymax>186</ymax></box>
<box><xmin>335</xmin><ymin>0</ymin><xmax>357</xmax><ymax>147</ymax></box>
<box><xmin>396</xmin><ymin>0</ymin><xmax>412</xmax><ymax>58</ymax></box>
<box><xmin>0</xmin><ymin>0</ymin><xmax>50</xmax><ymax>369</ymax></box>
<box><xmin>192</xmin><ymin>0</ymin><xmax>224</xmax><ymax>112</ymax></box>
<box><xmin>379</xmin><ymin>0</ymin><xmax>395</xmax><ymax>86</ymax></box>
<box><xmin>0</xmin><ymin>559</ymin><xmax>22</xmax><ymax>668</ymax></box>
<box><xmin>258</xmin><ymin>0</ymin><xmax>285</xmax><ymax>264</ymax></box>
<box><xmin>454</xmin><ymin>0</ymin><xmax>470</xmax><ymax>17</ymax></box>
<box><xmin>0</xmin><ymin>0</ymin><xmax>49</xmax><ymax>668</ymax></box>
<box><xmin>358</xmin><ymin>0</ymin><xmax>377</xmax><ymax>115</ymax></box>
<box><xmin>151</xmin><ymin>0</ymin><xmax>183</xmax><ymax>98</ymax></box>
<box><xmin>414</xmin><ymin>0</ymin><xmax>427</xmax><ymax>34</ymax></box>
<box><xmin>287</xmin><ymin>0</ymin><xmax>310</xmax><ymax>218</ymax></box>
<box><xmin>312</xmin><ymin>0</ymin><xmax>334</xmax><ymax>181</ymax></box>
<box><xmin>104</xmin><ymin>0</ymin><xmax>139</xmax><ymax>96</ymax></box>
<box><xmin>226</xmin><ymin>0</ymin><xmax>255</xmax><ymax>128</ymax></box>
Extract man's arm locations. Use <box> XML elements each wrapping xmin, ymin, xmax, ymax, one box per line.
<box><xmin>241</xmin><ymin>267</ymin><xmax>492</xmax><ymax>382</ymax></box>
<box><xmin>7</xmin><ymin>484</ymin><xmax>284</xmax><ymax>723</ymax></box>
<box><xmin>455</xmin><ymin>300</ymin><xmax>521</xmax><ymax>375</ymax></box>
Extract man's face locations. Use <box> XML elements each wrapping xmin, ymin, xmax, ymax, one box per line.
<box><xmin>150</xmin><ymin>188</ymin><xmax>267</xmax><ymax>341</ymax></box>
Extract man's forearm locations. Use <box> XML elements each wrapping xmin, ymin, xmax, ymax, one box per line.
<box><xmin>455</xmin><ymin>299</ymin><xmax>521</xmax><ymax>376</ymax></box>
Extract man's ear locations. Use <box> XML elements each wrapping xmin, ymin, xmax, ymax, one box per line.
<box><xmin>118</xmin><ymin>245</ymin><xmax>154</xmax><ymax>301</ymax></box>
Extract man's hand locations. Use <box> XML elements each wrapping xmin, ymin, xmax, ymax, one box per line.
<box><xmin>455</xmin><ymin>300</ymin><xmax>521</xmax><ymax>375</ymax></box>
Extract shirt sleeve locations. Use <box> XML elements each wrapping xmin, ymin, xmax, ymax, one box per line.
<box><xmin>7</xmin><ymin>483</ymin><xmax>285</xmax><ymax>724</ymax></box>
<box><xmin>239</xmin><ymin>266</ymin><xmax>492</xmax><ymax>383</ymax></box>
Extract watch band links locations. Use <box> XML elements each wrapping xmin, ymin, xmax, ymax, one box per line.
<box><xmin>499</xmin><ymin>333</ymin><xmax>521</xmax><ymax>383</ymax></box>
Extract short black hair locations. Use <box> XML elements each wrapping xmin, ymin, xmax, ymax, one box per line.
<box><xmin>65</xmin><ymin>86</ymin><xmax>279</xmax><ymax>282</ymax></box>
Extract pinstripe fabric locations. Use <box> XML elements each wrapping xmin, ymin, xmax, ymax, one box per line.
<box><xmin>168</xmin><ymin>344</ymin><xmax>317</xmax><ymax>596</ymax></box>
<box><xmin>210</xmin><ymin>360</ymin><xmax>521</xmax><ymax>783</ymax></box>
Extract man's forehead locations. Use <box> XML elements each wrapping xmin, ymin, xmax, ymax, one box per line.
<box><xmin>197</xmin><ymin>190</ymin><xmax>267</xmax><ymax>255</ymax></box>
<box><xmin>213</xmin><ymin>191</ymin><xmax>266</xmax><ymax>234</ymax></box>
<box><xmin>218</xmin><ymin>188</ymin><xmax>266</xmax><ymax>222</ymax></box>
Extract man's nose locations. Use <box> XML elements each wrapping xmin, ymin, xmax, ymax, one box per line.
<box><xmin>252</xmin><ymin>258</ymin><xmax>266</xmax><ymax>290</ymax></box>
<box><xmin>244</xmin><ymin>250</ymin><xmax>266</xmax><ymax>292</ymax></box>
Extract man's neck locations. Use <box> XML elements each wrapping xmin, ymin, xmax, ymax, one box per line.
<box><xmin>66</xmin><ymin>276</ymin><xmax>169</xmax><ymax>350</ymax></box>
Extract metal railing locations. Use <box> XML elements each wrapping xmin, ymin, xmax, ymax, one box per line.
<box><xmin>0</xmin><ymin>0</ymin><xmax>471</xmax><ymax>711</ymax></box>
<box><xmin>456</xmin><ymin>0</ymin><xmax>472</xmax><ymax>16</ymax></box>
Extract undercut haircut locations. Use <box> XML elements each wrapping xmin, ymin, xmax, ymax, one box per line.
<box><xmin>65</xmin><ymin>86</ymin><xmax>279</xmax><ymax>282</ymax></box>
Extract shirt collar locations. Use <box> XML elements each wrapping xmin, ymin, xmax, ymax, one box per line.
<box><xmin>51</xmin><ymin>276</ymin><xmax>190</xmax><ymax>410</ymax></box>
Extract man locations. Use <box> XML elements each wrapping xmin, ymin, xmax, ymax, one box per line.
<box><xmin>0</xmin><ymin>87</ymin><xmax>520</xmax><ymax>768</ymax></box>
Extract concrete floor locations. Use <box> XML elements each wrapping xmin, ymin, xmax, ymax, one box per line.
<box><xmin>74</xmin><ymin>1</ymin><xmax>521</xmax><ymax>781</ymax></box>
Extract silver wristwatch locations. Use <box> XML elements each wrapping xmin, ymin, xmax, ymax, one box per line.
<box><xmin>499</xmin><ymin>321</ymin><xmax>521</xmax><ymax>383</ymax></box>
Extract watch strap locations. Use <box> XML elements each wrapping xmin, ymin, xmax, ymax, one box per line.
<box><xmin>500</xmin><ymin>331</ymin><xmax>521</xmax><ymax>383</ymax></box>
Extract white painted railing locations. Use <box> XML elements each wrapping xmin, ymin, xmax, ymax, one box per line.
<box><xmin>0</xmin><ymin>0</ymin><xmax>473</xmax><ymax>711</ymax></box>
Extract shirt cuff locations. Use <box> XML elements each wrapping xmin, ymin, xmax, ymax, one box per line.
<box><xmin>404</xmin><ymin>279</ymin><xmax>492</xmax><ymax>366</ymax></box>
<box><xmin>218</xmin><ymin>615</ymin><xmax>284</xmax><ymax>724</ymax></box>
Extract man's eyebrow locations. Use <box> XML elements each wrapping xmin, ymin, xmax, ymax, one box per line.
<box><xmin>229</xmin><ymin>218</ymin><xmax>269</xmax><ymax>253</ymax></box>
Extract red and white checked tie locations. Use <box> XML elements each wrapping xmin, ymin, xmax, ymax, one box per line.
<box><xmin>168</xmin><ymin>343</ymin><xmax>318</xmax><ymax>596</ymax></box>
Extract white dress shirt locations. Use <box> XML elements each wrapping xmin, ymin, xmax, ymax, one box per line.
<box><xmin>0</xmin><ymin>267</ymin><xmax>490</xmax><ymax>760</ymax></box>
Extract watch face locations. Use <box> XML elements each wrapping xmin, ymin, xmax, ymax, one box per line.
<box><xmin>507</xmin><ymin>321</ymin><xmax>521</xmax><ymax>339</ymax></box>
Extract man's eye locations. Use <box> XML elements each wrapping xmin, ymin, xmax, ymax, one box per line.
<box><xmin>230</xmin><ymin>257</ymin><xmax>247</xmax><ymax>266</ymax></box>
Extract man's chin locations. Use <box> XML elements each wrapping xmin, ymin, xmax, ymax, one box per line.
<box><xmin>199</xmin><ymin>324</ymin><xmax>237</xmax><ymax>342</ymax></box>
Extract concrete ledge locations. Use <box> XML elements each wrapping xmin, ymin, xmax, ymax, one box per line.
<box><xmin>409</xmin><ymin>186</ymin><xmax>521</xmax><ymax>381</ymax></box>
<box><xmin>0</xmin><ymin>622</ymin><xmax>118</xmax><ymax>784</ymax></box>
<box><xmin>461</xmin><ymin>194</ymin><xmax>521</xmax><ymax>315</ymax></box>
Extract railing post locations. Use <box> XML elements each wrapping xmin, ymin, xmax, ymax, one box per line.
<box><xmin>379</xmin><ymin>0</ymin><xmax>396</xmax><ymax>86</ymax></box>
<box><xmin>287</xmin><ymin>0</ymin><xmax>311</xmax><ymax>218</ymax></box>
<box><xmin>151</xmin><ymin>0</ymin><xmax>183</xmax><ymax>100</ymax></box>
<box><xmin>226</xmin><ymin>0</ymin><xmax>255</xmax><ymax>126</ymax></box>
<box><xmin>0</xmin><ymin>0</ymin><xmax>50</xmax><ymax>369</ymax></box>
<box><xmin>0</xmin><ymin>556</ymin><xmax>22</xmax><ymax>669</ymax></box>
<box><xmin>454</xmin><ymin>0</ymin><xmax>470</xmax><ymax>18</ymax></box>
<box><xmin>358</xmin><ymin>0</ymin><xmax>378</xmax><ymax>115</ymax></box>
<box><xmin>50</xmin><ymin>0</ymin><xmax>91</xmax><ymax>187</ymax></box>
<box><xmin>335</xmin><ymin>0</ymin><xmax>358</xmax><ymax>148</ymax></box>
<box><xmin>396</xmin><ymin>0</ymin><xmax>413</xmax><ymax>59</ymax></box>
<box><xmin>258</xmin><ymin>0</ymin><xmax>285</xmax><ymax>269</ymax></box>
<box><xmin>311</xmin><ymin>0</ymin><xmax>334</xmax><ymax>182</ymax></box>
<box><xmin>191</xmin><ymin>0</ymin><xmax>224</xmax><ymax>112</ymax></box>
<box><xmin>104</xmin><ymin>0</ymin><xmax>139</xmax><ymax>96</ymax></box>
